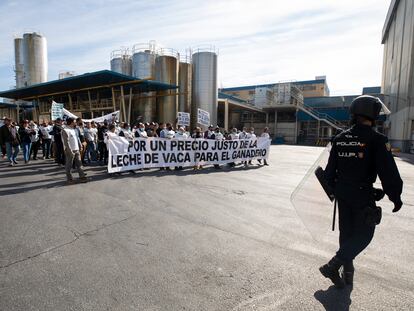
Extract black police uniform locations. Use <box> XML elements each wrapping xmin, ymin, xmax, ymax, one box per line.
<box><xmin>322</xmin><ymin>123</ymin><xmax>403</xmax><ymax>287</ymax></box>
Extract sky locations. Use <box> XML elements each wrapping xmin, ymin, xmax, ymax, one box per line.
<box><xmin>0</xmin><ymin>0</ymin><xmax>391</xmax><ymax>96</ymax></box>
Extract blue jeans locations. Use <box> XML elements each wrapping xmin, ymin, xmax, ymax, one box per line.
<box><xmin>86</xmin><ymin>141</ymin><xmax>97</xmax><ymax>162</ymax></box>
<box><xmin>42</xmin><ymin>139</ymin><xmax>52</xmax><ymax>158</ymax></box>
<box><xmin>22</xmin><ymin>142</ymin><xmax>32</xmax><ymax>162</ymax></box>
<box><xmin>6</xmin><ymin>142</ymin><xmax>19</xmax><ymax>163</ymax></box>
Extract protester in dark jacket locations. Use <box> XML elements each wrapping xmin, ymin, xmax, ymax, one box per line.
<box><xmin>0</xmin><ymin>118</ymin><xmax>20</xmax><ymax>166</ymax></box>
<box><xmin>52</xmin><ymin>118</ymin><xmax>65</xmax><ymax>165</ymax></box>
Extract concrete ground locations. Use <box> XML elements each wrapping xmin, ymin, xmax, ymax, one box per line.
<box><xmin>0</xmin><ymin>145</ymin><xmax>413</xmax><ymax>311</ymax></box>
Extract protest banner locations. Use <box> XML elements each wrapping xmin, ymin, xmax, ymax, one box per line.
<box><xmin>106</xmin><ymin>137</ymin><xmax>271</xmax><ymax>173</ymax></box>
<box><xmin>61</xmin><ymin>108</ymin><xmax>119</xmax><ymax>123</ymax></box>
<box><xmin>51</xmin><ymin>101</ymin><xmax>64</xmax><ymax>120</ymax></box>
<box><xmin>197</xmin><ymin>109</ymin><xmax>210</xmax><ymax>126</ymax></box>
<box><xmin>177</xmin><ymin>112</ymin><xmax>190</xmax><ymax>126</ymax></box>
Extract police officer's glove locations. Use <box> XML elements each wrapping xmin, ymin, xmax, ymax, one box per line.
<box><xmin>373</xmin><ymin>188</ymin><xmax>385</xmax><ymax>201</ymax></box>
<box><xmin>392</xmin><ymin>198</ymin><xmax>403</xmax><ymax>213</ymax></box>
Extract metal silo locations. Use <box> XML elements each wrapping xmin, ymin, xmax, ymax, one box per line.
<box><xmin>110</xmin><ymin>49</ymin><xmax>132</xmax><ymax>76</ymax></box>
<box><xmin>22</xmin><ymin>32</ymin><xmax>48</xmax><ymax>86</ymax></box>
<box><xmin>14</xmin><ymin>38</ymin><xmax>25</xmax><ymax>88</ymax></box>
<box><xmin>132</xmin><ymin>42</ymin><xmax>156</xmax><ymax>79</ymax></box>
<box><xmin>155</xmin><ymin>48</ymin><xmax>179</xmax><ymax>124</ymax></box>
<box><xmin>178</xmin><ymin>53</ymin><xmax>192</xmax><ymax>113</ymax></box>
<box><xmin>132</xmin><ymin>42</ymin><xmax>157</xmax><ymax>122</ymax></box>
<box><xmin>191</xmin><ymin>46</ymin><xmax>218</xmax><ymax>127</ymax></box>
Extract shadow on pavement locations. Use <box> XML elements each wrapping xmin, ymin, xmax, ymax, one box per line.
<box><xmin>0</xmin><ymin>159</ymin><xmax>265</xmax><ymax>196</ymax></box>
<box><xmin>314</xmin><ymin>285</ymin><xmax>353</xmax><ymax>311</ymax></box>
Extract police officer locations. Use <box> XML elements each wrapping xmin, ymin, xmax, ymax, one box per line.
<box><xmin>320</xmin><ymin>95</ymin><xmax>403</xmax><ymax>288</ymax></box>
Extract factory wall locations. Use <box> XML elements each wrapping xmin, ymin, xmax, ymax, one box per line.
<box><xmin>221</xmin><ymin>79</ymin><xmax>329</xmax><ymax>103</ymax></box>
<box><xmin>381</xmin><ymin>0</ymin><xmax>414</xmax><ymax>152</ymax></box>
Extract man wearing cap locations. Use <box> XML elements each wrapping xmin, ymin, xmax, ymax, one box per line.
<box><xmin>319</xmin><ymin>95</ymin><xmax>403</xmax><ymax>289</ymax></box>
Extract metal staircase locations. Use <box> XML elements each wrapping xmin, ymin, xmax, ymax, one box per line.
<box><xmin>297</xmin><ymin>105</ymin><xmax>345</xmax><ymax>131</ymax></box>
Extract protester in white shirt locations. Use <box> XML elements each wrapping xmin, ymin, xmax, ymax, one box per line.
<box><xmin>119</xmin><ymin>123</ymin><xmax>134</xmax><ymax>141</ymax></box>
<box><xmin>212</xmin><ymin>126</ymin><xmax>224</xmax><ymax>169</ymax></box>
<box><xmin>134</xmin><ymin>123</ymin><xmax>148</xmax><ymax>138</ymax></box>
<box><xmin>258</xmin><ymin>127</ymin><xmax>270</xmax><ymax>166</ymax></box>
<box><xmin>174</xmin><ymin>127</ymin><xmax>188</xmax><ymax>171</ymax></box>
<box><xmin>29</xmin><ymin>122</ymin><xmax>41</xmax><ymax>161</ymax></box>
<box><xmin>61</xmin><ymin>118</ymin><xmax>87</xmax><ymax>184</ymax></box>
<box><xmin>84</xmin><ymin>122</ymin><xmax>98</xmax><ymax>163</ymax></box>
<box><xmin>40</xmin><ymin>122</ymin><xmax>53</xmax><ymax>159</ymax></box>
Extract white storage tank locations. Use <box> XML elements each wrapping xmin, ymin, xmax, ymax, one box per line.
<box><xmin>22</xmin><ymin>32</ymin><xmax>48</xmax><ymax>86</ymax></box>
<box><xmin>131</xmin><ymin>42</ymin><xmax>157</xmax><ymax>122</ymax></box>
<box><xmin>14</xmin><ymin>38</ymin><xmax>24</xmax><ymax>88</ymax></box>
<box><xmin>191</xmin><ymin>46</ymin><xmax>218</xmax><ymax>127</ymax></box>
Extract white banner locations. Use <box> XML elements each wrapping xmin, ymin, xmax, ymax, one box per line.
<box><xmin>61</xmin><ymin>108</ymin><xmax>119</xmax><ymax>124</ymax></box>
<box><xmin>62</xmin><ymin>108</ymin><xmax>78</xmax><ymax>120</ymax></box>
<box><xmin>51</xmin><ymin>101</ymin><xmax>64</xmax><ymax>120</ymax></box>
<box><xmin>197</xmin><ymin>108</ymin><xmax>210</xmax><ymax>126</ymax></box>
<box><xmin>177</xmin><ymin>112</ymin><xmax>190</xmax><ymax>126</ymax></box>
<box><xmin>107</xmin><ymin>137</ymin><xmax>271</xmax><ymax>172</ymax></box>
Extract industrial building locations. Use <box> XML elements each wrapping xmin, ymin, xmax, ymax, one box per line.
<box><xmin>381</xmin><ymin>0</ymin><xmax>414</xmax><ymax>152</ymax></box>
<box><xmin>1</xmin><ymin>35</ymin><xmax>264</xmax><ymax>132</ymax></box>
<box><xmin>225</xmin><ymin>82</ymin><xmax>384</xmax><ymax>145</ymax></box>
<box><xmin>0</xmin><ymin>31</ymin><xmax>395</xmax><ymax>147</ymax></box>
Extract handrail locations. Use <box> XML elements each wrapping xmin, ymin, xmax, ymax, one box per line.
<box><xmin>191</xmin><ymin>45</ymin><xmax>218</xmax><ymax>55</ymax></box>
<box><xmin>298</xmin><ymin>105</ymin><xmax>344</xmax><ymax>131</ymax></box>
<box><xmin>156</xmin><ymin>48</ymin><xmax>179</xmax><ymax>59</ymax></box>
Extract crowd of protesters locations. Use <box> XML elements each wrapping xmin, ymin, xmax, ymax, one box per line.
<box><xmin>0</xmin><ymin>116</ymin><xmax>270</xmax><ymax>183</ymax></box>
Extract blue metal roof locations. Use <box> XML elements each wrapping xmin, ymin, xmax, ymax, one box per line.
<box><xmin>220</xmin><ymin>79</ymin><xmax>327</xmax><ymax>92</ymax></box>
<box><xmin>0</xmin><ymin>70</ymin><xmax>178</xmax><ymax>100</ymax></box>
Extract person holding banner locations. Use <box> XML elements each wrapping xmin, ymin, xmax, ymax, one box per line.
<box><xmin>192</xmin><ymin>127</ymin><xmax>203</xmax><ymax>170</ymax></box>
<box><xmin>134</xmin><ymin>123</ymin><xmax>148</xmax><ymax>138</ymax></box>
<box><xmin>227</xmin><ymin>128</ymin><xmax>239</xmax><ymax>168</ymax></box>
<box><xmin>258</xmin><ymin>127</ymin><xmax>270</xmax><ymax>166</ymax></box>
<box><xmin>211</xmin><ymin>126</ymin><xmax>224</xmax><ymax>169</ymax></box>
<box><xmin>52</xmin><ymin>118</ymin><xmax>65</xmax><ymax>166</ymax></box>
<box><xmin>204</xmin><ymin>125</ymin><xmax>214</xmax><ymax>139</ymax></box>
<box><xmin>97</xmin><ymin>121</ymin><xmax>109</xmax><ymax>165</ymax></box>
<box><xmin>61</xmin><ymin>118</ymin><xmax>87</xmax><ymax>184</ymax></box>
<box><xmin>119</xmin><ymin>123</ymin><xmax>134</xmax><ymax>141</ymax></box>
<box><xmin>174</xmin><ymin>127</ymin><xmax>188</xmax><ymax>171</ymax></box>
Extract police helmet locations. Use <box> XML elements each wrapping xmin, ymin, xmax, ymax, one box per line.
<box><xmin>349</xmin><ymin>95</ymin><xmax>390</xmax><ymax>121</ymax></box>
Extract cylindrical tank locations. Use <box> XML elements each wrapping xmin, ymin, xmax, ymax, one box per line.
<box><xmin>22</xmin><ymin>32</ymin><xmax>48</xmax><ymax>86</ymax></box>
<box><xmin>132</xmin><ymin>44</ymin><xmax>156</xmax><ymax>79</ymax></box>
<box><xmin>132</xmin><ymin>43</ymin><xmax>157</xmax><ymax>122</ymax></box>
<box><xmin>155</xmin><ymin>49</ymin><xmax>179</xmax><ymax>124</ymax></box>
<box><xmin>178</xmin><ymin>57</ymin><xmax>192</xmax><ymax>113</ymax></box>
<box><xmin>14</xmin><ymin>38</ymin><xmax>25</xmax><ymax>88</ymax></box>
<box><xmin>191</xmin><ymin>47</ymin><xmax>218</xmax><ymax>128</ymax></box>
<box><xmin>110</xmin><ymin>49</ymin><xmax>132</xmax><ymax>76</ymax></box>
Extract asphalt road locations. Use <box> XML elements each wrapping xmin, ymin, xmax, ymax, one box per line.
<box><xmin>0</xmin><ymin>145</ymin><xmax>413</xmax><ymax>310</ymax></box>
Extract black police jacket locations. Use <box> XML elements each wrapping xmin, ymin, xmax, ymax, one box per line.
<box><xmin>324</xmin><ymin>124</ymin><xmax>403</xmax><ymax>204</ymax></box>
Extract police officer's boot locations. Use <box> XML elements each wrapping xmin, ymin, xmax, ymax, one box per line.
<box><xmin>342</xmin><ymin>261</ymin><xmax>354</xmax><ymax>286</ymax></box>
<box><xmin>319</xmin><ymin>256</ymin><xmax>345</xmax><ymax>288</ymax></box>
